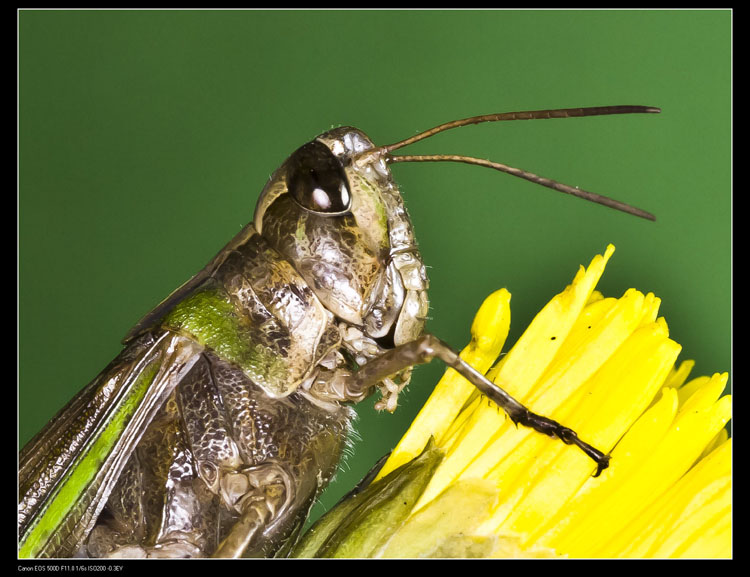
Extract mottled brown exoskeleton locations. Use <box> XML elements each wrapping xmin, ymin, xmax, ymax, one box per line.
<box><xmin>19</xmin><ymin>106</ymin><xmax>658</xmax><ymax>558</ymax></box>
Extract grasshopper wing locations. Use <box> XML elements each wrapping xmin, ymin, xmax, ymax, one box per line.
<box><xmin>19</xmin><ymin>330</ymin><xmax>203</xmax><ymax>558</ymax></box>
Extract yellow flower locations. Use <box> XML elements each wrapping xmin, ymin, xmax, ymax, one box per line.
<box><xmin>292</xmin><ymin>245</ymin><xmax>731</xmax><ymax>559</ymax></box>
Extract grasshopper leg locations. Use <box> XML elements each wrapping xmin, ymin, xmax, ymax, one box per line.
<box><xmin>347</xmin><ymin>334</ymin><xmax>610</xmax><ymax>476</ymax></box>
<box><xmin>211</xmin><ymin>462</ymin><xmax>295</xmax><ymax>558</ymax></box>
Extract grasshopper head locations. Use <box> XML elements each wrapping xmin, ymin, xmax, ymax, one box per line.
<box><xmin>254</xmin><ymin>127</ymin><xmax>429</xmax><ymax>351</ymax></box>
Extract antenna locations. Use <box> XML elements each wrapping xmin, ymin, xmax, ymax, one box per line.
<box><xmin>382</xmin><ymin>105</ymin><xmax>660</xmax><ymax>220</ymax></box>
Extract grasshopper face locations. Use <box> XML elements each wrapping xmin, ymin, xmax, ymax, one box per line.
<box><xmin>254</xmin><ymin>127</ymin><xmax>430</xmax><ymax>352</ymax></box>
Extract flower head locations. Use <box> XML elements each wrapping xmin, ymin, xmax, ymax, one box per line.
<box><xmin>292</xmin><ymin>245</ymin><xmax>731</xmax><ymax>559</ymax></box>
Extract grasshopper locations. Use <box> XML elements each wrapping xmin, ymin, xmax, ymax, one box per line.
<box><xmin>18</xmin><ymin>106</ymin><xmax>658</xmax><ymax>558</ymax></box>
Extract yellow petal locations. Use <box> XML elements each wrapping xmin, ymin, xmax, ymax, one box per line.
<box><xmin>673</xmin><ymin>510</ymin><xmax>731</xmax><ymax>559</ymax></box>
<box><xmin>535</xmin><ymin>388</ymin><xmax>680</xmax><ymax>554</ymax></box>
<box><xmin>547</xmin><ymin>390</ymin><xmax>731</xmax><ymax>557</ymax></box>
<box><xmin>616</xmin><ymin>439</ymin><xmax>731</xmax><ymax>558</ymax></box>
<box><xmin>678</xmin><ymin>372</ymin><xmax>728</xmax><ymax>409</ymax></box>
<box><xmin>663</xmin><ymin>359</ymin><xmax>696</xmax><ymax>389</ymax></box>
<box><xmin>678</xmin><ymin>373</ymin><xmax>728</xmax><ymax>418</ymax></box>
<box><xmin>487</xmin><ymin>245</ymin><xmax>615</xmax><ymax>401</ymax></box>
<box><xmin>637</xmin><ymin>292</ymin><xmax>662</xmax><ymax>328</ymax></box>
<box><xmin>439</xmin><ymin>393</ymin><xmax>484</xmax><ymax>452</ymax></box>
<box><xmin>560</xmin><ymin>323</ymin><xmax>681</xmax><ymax>452</ymax></box>
<box><xmin>652</xmin><ymin>477</ymin><xmax>731</xmax><ymax>558</ymax></box>
<box><xmin>699</xmin><ymin>427</ymin><xmax>728</xmax><ymax>461</ymax></box>
<box><xmin>415</xmin><ymin>402</ymin><xmax>506</xmax><ymax>509</ymax></box>
<box><xmin>527</xmin><ymin>289</ymin><xmax>657</xmax><ymax>413</ymax></box>
<box><xmin>586</xmin><ymin>290</ymin><xmax>605</xmax><ymax>305</ymax></box>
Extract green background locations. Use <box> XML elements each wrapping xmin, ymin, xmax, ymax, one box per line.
<box><xmin>19</xmin><ymin>10</ymin><xmax>731</xmax><ymax>527</ymax></box>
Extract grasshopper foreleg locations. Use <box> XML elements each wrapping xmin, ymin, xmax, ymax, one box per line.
<box><xmin>348</xmin><ymin>334</ymin><xmax>610</xmax><ymax>476</ymax></box>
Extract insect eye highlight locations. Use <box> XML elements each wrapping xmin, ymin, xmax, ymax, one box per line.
<box><xmin>287</xmin><ymin>140</ymin><xmax>352</xmax><ymax>215</ymax></box>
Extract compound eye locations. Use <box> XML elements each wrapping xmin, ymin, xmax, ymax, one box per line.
<box><xmin>287</xmin><ymin>140</ymin><xmax>352</xmax><ymax>215</ymax></box>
